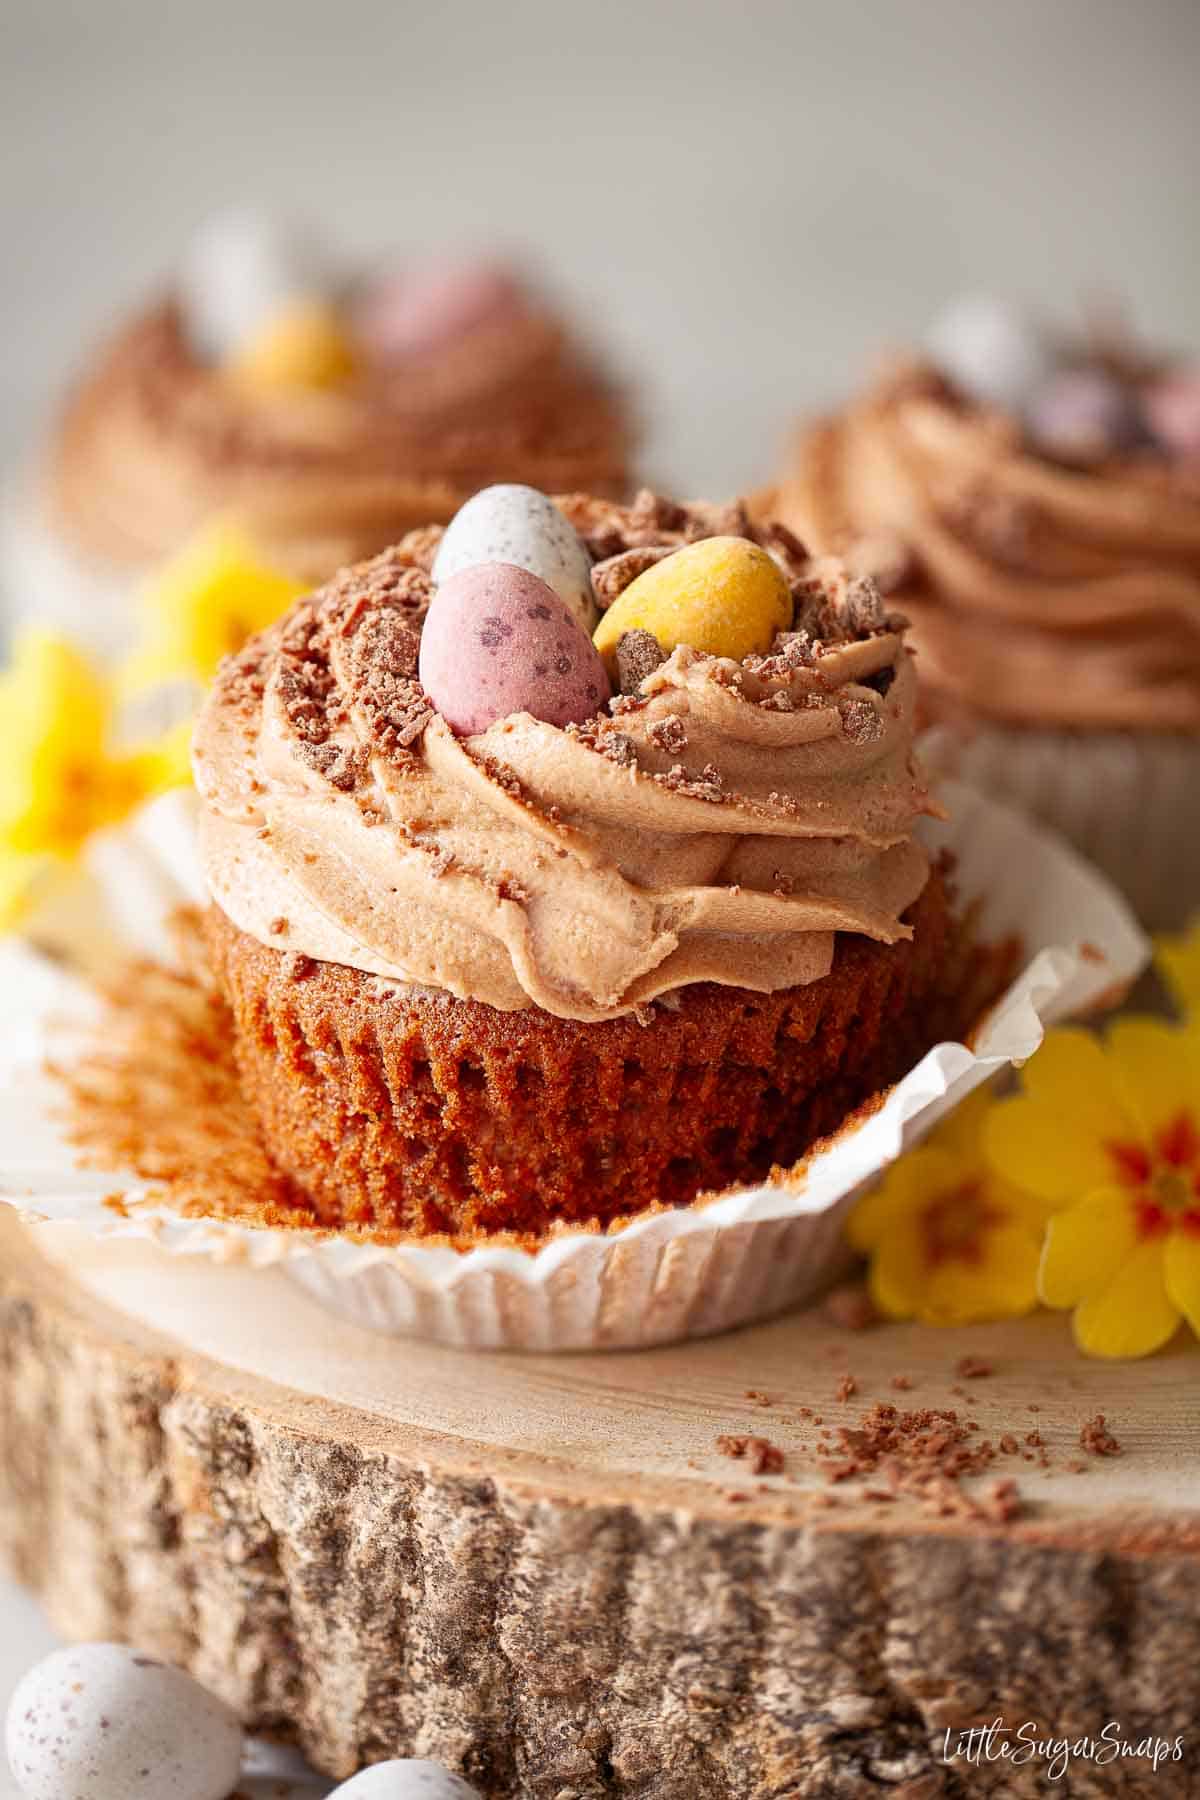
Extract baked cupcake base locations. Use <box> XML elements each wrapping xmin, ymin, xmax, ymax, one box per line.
<box><xmin>206</xmin><ymin>862</ymin><xmax>1003</xmax><ymax>1244</ymax></box>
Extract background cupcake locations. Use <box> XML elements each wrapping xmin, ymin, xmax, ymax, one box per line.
<box><xmin>765</xmin><ymin>299</ymin><xmax>1200</xmax><ymax>927</ymax></box>
<box><xmin>193</xmin><ymin>485</ymin><xmax>1004</xmax><ymax>1244</ymax></box>
<box><xmin>3</xmin><ymin>213</ymin><xmax>633</xmax><ymax>657</ymax></box>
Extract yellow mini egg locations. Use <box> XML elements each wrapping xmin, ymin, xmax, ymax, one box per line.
<box><xmin>227</xmin><ymin>298</ymin><xmax>358</xmax><ymax>393</ymax></box>
<box><xmin>593</xmin><ymin>536</ymin><xmax>792</xmax><ymax>672</ymax></box>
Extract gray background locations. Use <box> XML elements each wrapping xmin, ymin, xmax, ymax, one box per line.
<box><xmin>0</xmin><ymin>0</ymin><xmax>1196</xmax><ymax>1786</ymax></box>
<box><xmin>3</xmin><ymin>0</ymin><xmax>1198</xmax><ymax>497</ymax></box>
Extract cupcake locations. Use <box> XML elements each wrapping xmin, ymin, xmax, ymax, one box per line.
<box><xmin>192</xmin><ymin>484</ymin><xmax>1000</xmax><ymax>1244</ymax></box>
<box><xmin>5</xmin><ymin>214</ymin><xmax>632</xmax><ymax>656</ymax></box>
<box><xmin>766</xmin><ymin>298</ymin><xmax>1200</xmax><ymax>927</ymax></box>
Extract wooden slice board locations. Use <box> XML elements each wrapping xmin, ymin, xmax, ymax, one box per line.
<box><xmin>1</xmin><ymin>1211</ymin><xmax>1197</xmax><ymax>1798</ymax></box>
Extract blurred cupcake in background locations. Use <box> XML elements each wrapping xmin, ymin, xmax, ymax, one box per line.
<box><xmin>765</xmin><ymin>297</ymin><xmax>1200</xmax><ymax>927</ymax></box>
<box><xmin>2</xmin><ymin>212</ymin><xmax>634</xmax><ymax>658</ymax></box>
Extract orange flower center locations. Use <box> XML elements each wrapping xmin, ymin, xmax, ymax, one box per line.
<box><xmin>920</xmin><ymin>1180</ymin><xmax>1000</xmax><ymax>1266</ymax></box>
<box><xmin>1106</xmin><ymin>1111</ymin><xmax>1200</xmax><ymax>1239</ymax></box>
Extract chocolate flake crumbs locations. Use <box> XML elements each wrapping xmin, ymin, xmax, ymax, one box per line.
<box><xmin>614</xmin><ymin>628</ymin><xmax>666</xmax><ymax>693</ymax></box>
<box><xmin>592</xmin><ymin>547</ymin><xmax>675</xmax><ymax>609</ymax></box>
<box><xmin>744</xmin><ymin>1389</ymin><xmax>773</xmax><ymax>1407</ymax></box>
<box><xmin>716</xmin><ymin>1434</ymin><xmax>785</xmax><ymax>1476</ymax></box>
<box><xmin>599</xmin><ymin>731</ymin><xmax>638</xmax><ymax>768</ymax></box>
<box><xmin>835</xmin><ymin>1374</ymin><xmax>858</xmax><ymax>1403</ymax></box>
<box><xmin>999</xmin><ymin>1434</ymin><xmax>1019</xmax><ymax>1455</ymax></box>
<box><xmin>268</xmin><ymin>917</ymin><xmax>288</xmax><ymax>937</ymax></box>
<box><xmin>647</xmin><ymin>713</ymin><xmax>689</xmax><ymax>754</ymax></box>
<box><xmin>627</xmin><ymin>488</ymin><xmax>689</xmax><ymax>535</ymax></box>
<box><xmin>839</xmin><ymin>697</ymin><xmax>883</xmax><ymax>744</ymax></box>
<box><xmin>1080</xmin><ymin>1414</ymin><xmax>1122</xmax><ymax>1457</ymax></box>
<box><xmin>817</xmin><ymin>1401</ymin><xmax>1028</xmax><ymax>1521</ymax></box>
<box><xmin>890</xmin><ymin>1374</ymin><xmax>913</xmax><ymax>1392</ymax></box>
<box><xmin>653</xmin><ymin>762</ymin><xmax>725</xmax><ymax>803</ymax></box>
<box><xmin>956</xmin><ymin>1355</ymin><xmax>993</xmax><ymax>1380</ymax></box>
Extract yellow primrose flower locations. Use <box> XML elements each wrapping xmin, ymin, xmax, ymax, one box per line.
<box><xmin>123</xmin><ymin>519</ymin><xmax>305</xmax><ymax>691</ymax></box>
<box><xmin>1156</xmin><ymin>917</ymin><xmax>1200</xmax><ymax>1020</ymax></box>
<box><xmin>986</xmin><ymin>1023</ymin><xmax>1200</xmax><ymax>1357</ymax></box>
<box><xmin>847</xmin><ymin>1089</ymin><xmax>1052</xmax><ymax>1326</ymax></box>
<box><xmin>0</xmin><ymin>632</ymin><xmax>158</xmax><ymax>863</ymax></box>
<box><xmin>0</xmin><ymin>631</ymin><xmax>190</xmax><ymax>935</ymax></box>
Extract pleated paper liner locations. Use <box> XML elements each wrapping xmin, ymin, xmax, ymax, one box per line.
<box><xmin>0</xmin><ymin>782</ymin><xmax>1147</xmax><ymax>1351</ymax></box>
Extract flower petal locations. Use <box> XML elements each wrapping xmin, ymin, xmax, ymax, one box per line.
<box><xmin>866</xmin><ymin>1219</ymin><xmax>927</xmax><ymax>1320</ymax></box>
<box><xmin>1163</xmin><ymin>1228</ymin><xmax>1200</xmax><ymax>1340</ymax></box>
<box><xmin>1038</xmin><ymin>1189</ymin><xmax>1138</xmax><ymax>1309</ymax></box>
<box><xmin>1072</xmin><ymin>1239</ymin><xmax>1181</xmax><ymax>1359</ymax></box>
<box><xmin>919</xmin><ymin>1223</ymin><xmax>1041</xmax><ymax>1325</ymax></box>
<box><xmin>985</xmin><ymin>1094</ymin><xmax>1117</xmax><ymax>1204</ymax></box>
<box><xmin>846</xmin><ymin>1148</ymin><xmax>960</xmax><ymax>1251</ymax></box>
<box><xmin>1105</xmin><ymin>1016</ymin><xmax>1199</xmax><ymax>1144</ymax></box>
<box><xmin>927</xmin><ymin>1086</ymin><xmax>997</xmax><ymax>1162</ymax></box>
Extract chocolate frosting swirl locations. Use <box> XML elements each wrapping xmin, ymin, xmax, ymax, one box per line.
<box><xmin>771</xmin><ymin>363</ymin><xmax>1200</xmax><ymax>731</ymax></box>
<box><xmin>50</xmin><ymin>299</ymin><xmax>631</xmax><ymax>582</ymax></box>
<box><xmin>193</xmin><ymin>494</ymin><xmax>935</xmax><ymax>1021</ymax></box>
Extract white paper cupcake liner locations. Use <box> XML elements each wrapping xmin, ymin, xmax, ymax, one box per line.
<box><xmin>0</xmin><ymin>782</ymin><xmax>1147</xmax><ymax>1351</ymax></box>
<box><xmin>922</xmin><ymin>720</ymin><xmax>1200</xmax><ymax>933</ymax></box>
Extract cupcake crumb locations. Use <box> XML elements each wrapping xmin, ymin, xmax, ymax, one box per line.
<box><xmin>716</xmin><ymin>1434</ymin><xmax>785</xmax><ymax>1476</ymax></box>
<box><xmin>1079</xmin><ymin>1414</ymin><xmax>1122</xmax><ymax>1457</ymax></box>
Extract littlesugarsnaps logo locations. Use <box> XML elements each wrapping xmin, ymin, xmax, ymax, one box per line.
<box><xmin>942</xmin><ymin>1720</ymin><xmax>1184</xmax><ymax>1783</ymax></box>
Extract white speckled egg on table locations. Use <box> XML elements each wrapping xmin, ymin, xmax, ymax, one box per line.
<box><xmin>329</xmin><ymin>1760</ymin><xmax>481</xmax><ymax>1797</ymax></box>
<box><xmin>432</xmin><ymin>484</ymin><xmax>597</xmax><ymax>631</ymax></box>
<box><xmin>419</xmin><ymin>561</ymin><xmax>611</xmax><ymax>734</ymax></box>
<box><xmin>5</xmin><ymin>1643</ymin><xmax>243</xmax><ymax>1800</ymax></box>
<box><xmin>179</xmin><ymin>209</ymin><xmax>334</xmax><ymax>362</ymax></box>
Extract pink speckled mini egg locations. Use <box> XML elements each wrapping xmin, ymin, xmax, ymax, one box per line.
<box><xmin>353</xmin><ymin>259</ymin><xmax>521</xmax><ymax>361</ymax></box>
<box><xmin>419</xmin><ymin>562</ymin><xmax>611</xmax><ymax>735</ymax></box>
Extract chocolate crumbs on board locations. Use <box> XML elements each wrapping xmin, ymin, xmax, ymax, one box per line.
<box><xmin>716</xmin><ymin>1435</ymin><xmax>786</xmax><ymax>1476</ymax></box>
<box><xmin>1080</xmin><ymin>1414</ymin><xmax>1122</xmax><ymax>1457</ymax></box>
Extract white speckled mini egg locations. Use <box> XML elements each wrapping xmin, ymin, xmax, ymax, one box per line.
<box><xmin>329</xmin><ymin>1761</ymin><xmax>481</xmax><ymax>1798</ymax></box>
<box><xmin>432</xmin><ymin>484</ymin><xmax>596</xmax><ymax>632</ymax></box>
<box><xmin>179</xmin><ymin>210</ymin><xmax>333</xmax><ymax>362</ymax></box>
<box><xmin>5</xmin><ymin>1643</ymin><xmax>243</xmax><ymax>1800</ymax></box>
<box><xmin>927</xmin><ymin>294</ymin><xmax>1053</xmax><ymax>415</ymax></box>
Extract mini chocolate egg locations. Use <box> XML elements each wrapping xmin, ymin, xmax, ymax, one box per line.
<box><xmin>1027</xmin><ymin>367</ymin><xmax>1138</xmax><ymax>463</ymax></box>
<box><xmin>353</xmin><ymin>258</ymin><xmax>521</xmax><ymax>361</ymax></box>
<box><xmin>179</xmin><ymin>210</ymin><xmax>333</xmax><ymax>362</ymax></box>
<box><xmin>419</xmin><ymin>562</ymin><xmax>610</xmax><ymax>735</ymax></box>
<box><xmin>927</xmin><ymin>295</ymin><xmax>1053</xmax><ymax>414</ymax></box>
<box><xmin>432</xmin><ymin>484</ymin><xmax>596</xmax><ymax>631</ymax></box>
<box><xmin>229</xmin><ymin>299</ymin><xmax>359</xmax><ymax>393</ymax></box>
<box><xmin>330</xmin><ymin>1759</ymin><xmax>481</xmax><ymax>1797</ymax></box>
<box><xmin>6</xmin><ymin>1643</ymin><xmax>243</xmax><ymax>1800</ymax></box>
<box><xmin>1143</xmin><ymin>368</ymin><xmax>1200</xmax><ymax>459</ymax></box>
<box><xmin>592</xmin><ymin>536</ymin><xmax>791</xmax><ymax>672</ymax></box>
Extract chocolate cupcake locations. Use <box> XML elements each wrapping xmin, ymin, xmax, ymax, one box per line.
<box><xmin>193</xmin><ymin>488</ymin><xmax>995</xmax><ymax>1244</ymax></box>
<box><xmin>766</xmin><ymin>299</ymin><xmax>1200</xmax><ymax>928</ymax></box>
<box><xmin>5</xmin><ymin>215</ymin><xmax>632</xmax><ymax>656</ymax></box>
